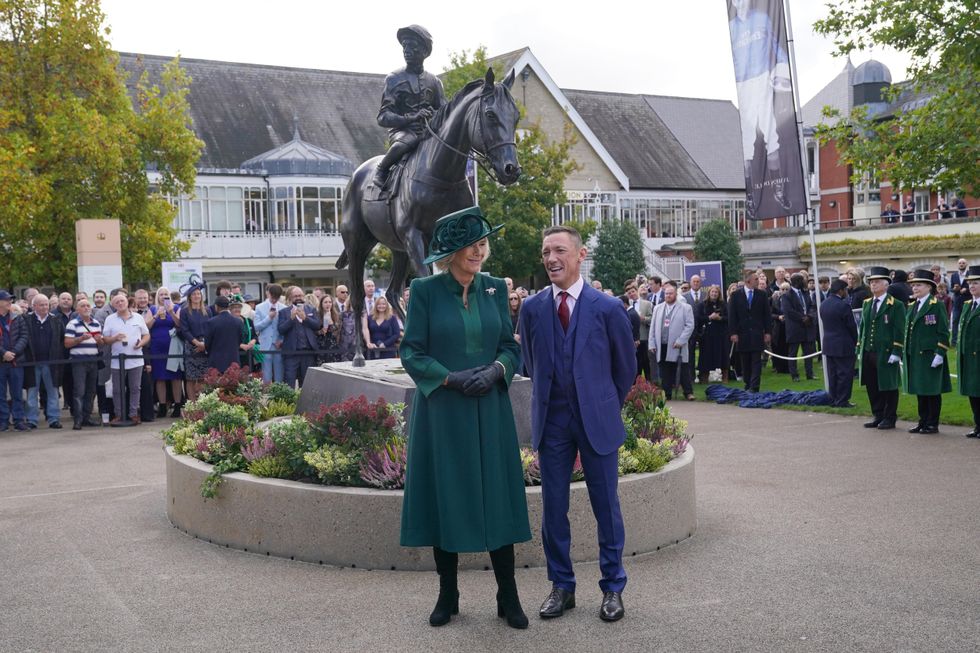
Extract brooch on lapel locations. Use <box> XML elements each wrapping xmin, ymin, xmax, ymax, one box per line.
<box><xmin>924</xmin><ymin>314</ymin><xmax>937</xmax><ymax>325</ymax></box>
<box><xmin>486</xmin><ymin>287</ymin><xmax>496</xmax><ymax>296</ymax></box>
<box><xmin>884</xmin><ymin>315</ymin><xmax>889</xmax><ymax>324</ymax></box>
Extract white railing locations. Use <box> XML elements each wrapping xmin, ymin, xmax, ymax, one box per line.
<box><xmin>178</xmin><ymin>230</ymin><xmax>345</xmax><ymax>259</ymax></box>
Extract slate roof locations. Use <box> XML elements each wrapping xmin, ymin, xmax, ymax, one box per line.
<box><xmin>117</xmin><ymin>52</ymin><xmax>387</xmax><ymax>170</ymax></box>
<box><xmin>801</xmin><ymin>58</ymin><xmax>854</xmax><ymax>127</ymax></box>
<box><xmin>563</xmin><ymin>89</ymin><xmax>743</xmax><ymax>191</ymax></box>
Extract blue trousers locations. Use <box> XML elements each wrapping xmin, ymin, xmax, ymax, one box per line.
<box><xmin>27</xmin><ymin>364</ymin><xmax>61</xmax><ymax>425</ymax></box>
<box><xmin>261</xmin><ymin>350</ymin><xmax>283</xmax><ymax>384</ymax></box>
<box><xmin>0</xmin><ymin>364</ymin><xmax>25</xmax><ymax>424</ymax></box>
<box><xmin>539</xmin><ymin>413</ymin><xmax>626</xmax><ymax>594</ymax></box>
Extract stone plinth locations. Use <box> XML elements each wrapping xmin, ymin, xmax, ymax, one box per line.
<box><xmin>165</xmin><ymin>445</ymin><xmax>696</xmax><ymax>571</ymax></box>
<box><xmin>297</xmin><ymin>361</ymin><xmax>534</xmax><ymax>447</ymax></box>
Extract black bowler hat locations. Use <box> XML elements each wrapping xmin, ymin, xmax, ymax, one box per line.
<box><xmin>909</xmin><ymin>269</ymin><xmax>937</xmax><ymax>288</ymax></box>
<box><xmin>866</xmin><ymin>266</ymin><xmax>891</xmax><ymax>281</ymax></box>
<box><xmin>215</xmin><ymin>296</ymin><xmax>231</xmax><ymax>309</ymax></box>
<box><xmin>424</xmin><ymin>206</ymin><xmax>503</xmax><ymax>266</ymax></box>
<box><xmin>829</xmin><ymin>279</ymin><xmax>849</xmax><ymax>294</ymax></box>
<box><xmin>965</xmin><ymin>265</ymin><xmax>980</xmax><ymax>281</ymax></box>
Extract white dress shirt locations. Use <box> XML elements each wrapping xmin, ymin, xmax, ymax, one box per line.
<box><xmin>551</xmin><ymin>276</ymin><xmax>585</xmax><ymax>319</ymax></box>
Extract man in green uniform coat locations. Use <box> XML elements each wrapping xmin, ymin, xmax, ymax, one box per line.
<box><xmin>858</xmin><ymin>266</ymin><xmax>906</xmax><ymax>430</ymax></box>
<box><xmin>904</xmin><ymin>269</ymin><xmax>952</xmax><ymax>434</ymax></box>
<box><xmin>956</xmin><ymin>264</ymin><xmax>980</xmax><ymax>438</ymax></box>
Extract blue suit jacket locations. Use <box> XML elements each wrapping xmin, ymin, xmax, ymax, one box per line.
<box><xmin>819</xmin><ymin>294</ymin><xmax>858</xmax><ymax>357</ymax></box>
<box><xmin>278</xmin><ymin>303</ymin><xmax>321</xmax><ymax>352</ymax></box>
<box><xmin>519</xmin><ymin>283</ymin><xmax>637</xmax><ymax>456</ymax></box>
<box><xmin>205</xmin><ymin>311</ymin><xmax>243</xmax><ymax>373</ymax></box>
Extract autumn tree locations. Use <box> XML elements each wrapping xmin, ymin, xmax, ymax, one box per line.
<box><xmin>693</xmin><ymin>219</ymin><xmax>744</xmax><ymax>288</ymax></box>
<box><xmin>813</xmin><ymin>0</ymin><xmax>979</xmax><ymax>196</ymax></box>
<box><xmin>591</xmin><ymin>219</ymin><xmax>645</xmax><ymax>293</ymax></box>
<box><xmin>0</xmin><ymin>0</ymin><xmax>202</xmax><ymax>288</ymax></box>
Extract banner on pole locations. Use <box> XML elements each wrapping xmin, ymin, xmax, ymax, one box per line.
<box><xmin>727</xmin><ymin>0</ymin><xmax>807</xmax><ymax>220</ymax></box>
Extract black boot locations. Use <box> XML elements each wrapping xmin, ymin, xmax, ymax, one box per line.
<box><xmin>490</xmin><ymin>544</ymin><xmax>528</xmax><ymax>629</ymax></box>
<box><xmin>157</xmin><ymin>403</ymin><xmax>168</xmax><ymax>418</ymax></box>
<box><xmin>430</xmin><ymin>547</ymin><xmax>459</xmax><ymax>627</ymax></box>
<box><xmin>171</xmin><ymin>402</ymin><xmax>182</xmax><ymax>418</ymax></box>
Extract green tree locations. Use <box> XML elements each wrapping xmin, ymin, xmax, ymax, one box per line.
<box><xmin>0</xmin><ymin>0</ymin><xmax>202</xmax><ymax>287</ymax></box>
<box><xmin>693</xmin><ymin>219</ymin><xmax>744</xmax><ymax>288</ymax></box>
<box><xmin>442</xmin><ymin>47</ymin><xmax>581</xmax><ymax>282</ymax></box>
<box><xmin>591</xmin><ymin>219</ymin><xmax>645</xmax><ymax>293</ymax></box>
<box><xmin>812</xmin><ymin>0</ymin><xmax>979</xmax><ymax>196</ymax></box>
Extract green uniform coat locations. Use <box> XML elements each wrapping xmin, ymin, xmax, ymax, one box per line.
<box><xmin>858</xmin><ymin>294</ymin><xmax>906</xmax><ymax>391</ymax></box>
<box><xmin>957</xmin><ymin>299</ymin><xmax>980</xmax><ymax>397</ymax></box>
<box><xmin>399</xmin><ymin>272</ymin><xmax>531</xmax><ymax>553</ymax></box>
<box><xmin>903</xmin><ymin>296</ymin><xmax>952</xmax><ymax>396</ymax></box>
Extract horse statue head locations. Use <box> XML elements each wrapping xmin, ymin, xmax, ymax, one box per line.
<box><xmin>468</xmin><ymin>67</ymin><xmax>521</xmax><ymax>185</ymax></box>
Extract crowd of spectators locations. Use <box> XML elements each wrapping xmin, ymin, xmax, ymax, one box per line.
<box><xmin>0</xmin><ymin>278</ymin><xmax>406</xmax><ymax>431</ymax></box>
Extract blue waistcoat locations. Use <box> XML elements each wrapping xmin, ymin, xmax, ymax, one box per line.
<box><xmin>547</xmin><ymin>297</ymin><xmax>583</xmax><ymax>428</ymax></box>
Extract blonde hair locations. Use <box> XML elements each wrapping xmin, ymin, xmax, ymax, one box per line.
<box><xmin>435</xmin><ymin>239</ymin><xmax>492</xmax><ymax>271</ymax></box>
<box><xmin>371</xmin><ymin>296</ymin><xmax>394</xmax><ymax>321</ymax></box>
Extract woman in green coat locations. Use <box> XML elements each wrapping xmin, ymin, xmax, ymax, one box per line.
<box><xmin>400</xmin><ymin>206</ymin><xmax>531</xmax><ymax>629</ymax></box>
<box><xmin>956</xmin><ymin>265</ymin><xmax>980</xmax><ymax>438</ymax></box>
<box><xmin>904</xmin><ymin>269</ymin><xmax>952</xmax><ymax>434</ymax></box>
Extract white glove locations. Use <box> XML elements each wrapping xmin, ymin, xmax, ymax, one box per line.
<box><xmin>930</xmin><ymin>354</ymin><xmax>943</xmax><ymax>368</ymax></box>
<box><xmin>887</xmin><ymin>354</ymin><xmax>900</xmax><ymax>365</ymax></box>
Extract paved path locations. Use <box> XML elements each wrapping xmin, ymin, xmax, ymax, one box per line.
<box><xmin>1</xmin><ymin>404</ymin><xmax>978</xmax><ymax>652</ymax></box>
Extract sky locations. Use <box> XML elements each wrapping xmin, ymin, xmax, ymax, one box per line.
<box><xmin>100</xmin><ymin>0</ymin><xmax>912</xmax><ymax>107</ymax></box>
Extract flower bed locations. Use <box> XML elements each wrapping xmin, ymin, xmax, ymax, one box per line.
<box><xmin>162</xmin><ymin>372</ymin><xmax>692</xmax><ymax>499</ymax></box>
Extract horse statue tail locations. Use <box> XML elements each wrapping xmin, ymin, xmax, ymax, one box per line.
<box><xmin>336</xmin><ymin>249</ymin><xmax>349</xmax><ymax>270</ymax></box>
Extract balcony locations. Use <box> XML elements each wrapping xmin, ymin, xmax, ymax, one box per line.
<box><xmin>178</xmin><ymin>230</ymin><xmax>345</xmax><ymax>260</ymax></box>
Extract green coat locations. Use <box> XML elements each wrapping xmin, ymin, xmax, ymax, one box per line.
<box><xmin>399</xmin><ymin>272</ymin><xmax>531</xmax><ymax>553</ymax></box>
<box><xmin>957</xmin><ymin>299</ymin><xmax>980</xmax><ymax>397</ymax></box>
<box><xmin>903</xmin><ymin>296</ymin><xmax>952</xmax><ymax>396</ymax></box>
<box><xmin>858</xmin><ymin>294</ymin><xmax>906</xmax><ymax>391</ymax></box>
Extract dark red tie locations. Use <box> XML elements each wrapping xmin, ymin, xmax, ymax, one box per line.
<box><xmin>558</xmin><ymin>291</ymin><xmax>570</xmax><ymax>332</ymax></box>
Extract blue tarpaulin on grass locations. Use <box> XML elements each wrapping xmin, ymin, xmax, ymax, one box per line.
<box><xmin>704</xmin><ymin>384</ymin><xmax>833</xmax><ymax>409</ymax></box>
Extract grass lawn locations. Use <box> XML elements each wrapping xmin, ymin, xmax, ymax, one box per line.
<box><xmin>706</xmin><ymin>353</ymin><xmax>975</xmax><ymax>427</ymax></box>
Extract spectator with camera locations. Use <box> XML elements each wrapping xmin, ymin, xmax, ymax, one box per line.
<box><xmin>64</xmin><ymin>298</ymin><xmax>104</xmax><ymax>430</ymax></box>
<box><xmin>279</xmin><ymin>285</ymin><xmax>321</xmax><ymax>388</ymax></box>
<box><xmin>103</xmin><ymin>292</ymin><xmax>150</xmax><ymax>425</ymax></box>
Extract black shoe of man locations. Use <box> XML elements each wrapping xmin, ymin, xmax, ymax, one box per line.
<box><xmin>863</xmin><ymin>419</ymin><xmax>881</xmax><ymax>428</ymax></box>
<box><xmin>919</xmin><ymin>426</ymin><xmax>939</xmax><ymax>434</ymax></box>
<box><xmin>599</xmin><ymin>591</ymin><xmax>625</xmax><ymax>622</ymax></box>
<box><xmin>49</xmin><ymin>421</ymin><xmax>62</xmax><ymax>429</ymax></box>
<box><xmin>539</xmin><ymin>588</ymin><xmax>575</xmax><ymax>619</ymax></box>
<box><xmin>966</xmin><ymin>429</ymin><xmax>979</xmax><ymax>438</ymax></box>
<box><xmin>908</xmin><ymin>425</ymin><xmax>924</xmax><ymax>433</ymax></box>
<box><xmin>877</xmin><ymin>421</ymin><xmax>895</xmax><ymax>430</ymax></box>
<box><xmin>72</xmin><ymin>423</ymin><xmax>82</xmax><ymax>431</ymax></box>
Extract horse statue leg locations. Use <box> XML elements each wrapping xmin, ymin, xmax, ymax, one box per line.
<box><xmin>387</xmin><ymin>250</ymin><xmax>411</xmax><ymax>324</ymax></box>
<box><xmin>339</xmin><ymin>175</ymin><xmax>381</xmax><ymax>368</ymax></box>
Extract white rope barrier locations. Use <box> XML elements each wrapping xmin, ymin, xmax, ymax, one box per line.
<box><xmin>763</xmin><ymin>349</ymin><xmax>823</xmax><ymax>361</ymax></box>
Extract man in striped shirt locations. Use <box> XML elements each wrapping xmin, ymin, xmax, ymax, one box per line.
<box><xmin>64</xmin><ymin>298</ymin><xmax>103</xmax><ymax>430</ymax></box>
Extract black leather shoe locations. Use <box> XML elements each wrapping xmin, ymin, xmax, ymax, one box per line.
<box><xmin>863</xmin><ymin>420</ymin><xmax>881</xmax><ymax>428</ymax></box>
<box><xmin>49</xmin><ymin>421</ymin><xmax>62</xmax><ymax>429</ymax></box>
<box><xmin>72</xmin><ymin>423</ymin><xmax>82</xmax><ymax>431</ymax></box>
<box><xmin>920</xmin><ymin>426</ymin><xmax>939</xmax><ymax>434</ymax></box>
<box><xmin>908</xmin><ymin>425</ymin><xmax>924</xmax><ymax>433</ymax></box>
<box><xmin>539</xmin><ymin>588</ymin><xmax>575</xmax><ymax>619</ymax></box>
<box><xmin>429</xmin><ymin>591</ymin><xmax>459</xmax><ymax>627</ymax></box>
<box><xmin>83</xmin><ymin>419</ymin><xmax>101</xmax><ymax>427</ymax></box>
<box><xmin>877</xmin><ymin>422</ymin><xmax>896</xmax><ymax>430</ymax></box>
<box><xmin>966</xmin><ymin>430</ymin><xmax>979</xmax><ymax>438</ymax></box>
<box><xmin>599</xmin><ymin>591</ymin><xmax>625</xmax><ymax>622</ymax></box>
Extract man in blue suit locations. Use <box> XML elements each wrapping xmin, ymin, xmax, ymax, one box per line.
<box><xmin>819</xmin><ymin>279</ymin><xmax>858</xmax><ymax>407</ymax></box>
<box><xmin>205</xmin><ymin>296</ymin><xmax>243</xmax><ymax>374</ymax></box>
<box><xmin>278</xmin><ymin>285</ymin><xmax>321</xmax><ymax>388</ymax></box>
<box><xmin>519</xmin><ymin>225</ymin><xmax>637</xmax><ymax>623</ymax></box>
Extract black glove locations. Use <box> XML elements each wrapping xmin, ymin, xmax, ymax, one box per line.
<box><xmin>444</xmin><ymin>367</ymin><xmax>484</xmax><ymax>392</ymax></box>
<box><xmin>462</xmin><ymin>362</ymin><xmax>505</xmax><ymax>397</ymax></box>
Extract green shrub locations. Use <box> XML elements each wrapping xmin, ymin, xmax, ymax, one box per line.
<box><xmin>632</xmin><ymin>438</ymin><xmax>672</xmax><ymax>474</ymax></box>
<box><xmin>304</xmin><ymin>445</ymin><xmax>362</xmax><ymax>486</ymax></box>
<box><xmin>247</xmin><ymin>454</ymin><xmax>292</xmax><ymax>479</ymax></box>
<box><xmin>265</xmin><ymin>382</ymin><xmax>300</xmax><ymax>406</ymax></box>
<box><xmin>261</xmin><ymin>399</ymin><xmax>296</xmax><ymax>421</ymax></box>
<box><xmin>266</xmin><ymin>417</ymin><xmax>315</xmax><ymax>477</ymax></box>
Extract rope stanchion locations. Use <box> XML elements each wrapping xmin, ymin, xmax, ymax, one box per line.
<box><xmin>763</xmin><ymin>349</ymin><xmax>824</xmax><ymax>361</ymax></box>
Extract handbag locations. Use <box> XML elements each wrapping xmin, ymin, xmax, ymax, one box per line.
<box><xmin>166</xmin><ymin>327</ymin><xmax>184</xmax><ymax>373</ymax></box>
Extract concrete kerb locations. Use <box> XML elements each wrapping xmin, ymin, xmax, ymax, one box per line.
<box><xmin>165</xmin><ymin>445</ymin><xmax>696</xmax><ymax>571</ymax></box>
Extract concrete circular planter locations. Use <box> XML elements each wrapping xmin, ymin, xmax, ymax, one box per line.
<box><xmin>165</xmin><ymin>445</ymin><xmax>696</xmax><ymax>571</ymax></box>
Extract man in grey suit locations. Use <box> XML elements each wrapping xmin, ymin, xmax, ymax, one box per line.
<box><xmin>626</xmin><ymin>281</ymin><xmax>653</xmax><ymax>380</ymax></box>
<box><xmin>648</xmin><ymin>284</ymin><xmax>696</xmax><ymax>400</ymax></box>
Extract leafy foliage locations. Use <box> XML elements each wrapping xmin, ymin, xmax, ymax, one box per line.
<box><xmin>800</xmin><ymin>233</ymin><xmax>980</xmax><ymax>258</ymax></box>
<box><xmin>442</xmin><ymin>47</ymin><xmax>581</xmax><ymax>282</ymax></box>
<box><xmin>305</xmin><ymin>395</ymin><xmax>400</xmax><ymax>451</ymax></box>
<box><xmin>591</xmin><ymin>219</ymin><xmax>646</xmax><ymax>291</ymax></box>
<box><xmin>304</xmin><ymin>445</ymin><xmax>362</xmax><ymax>486</ymax></box>
<box><xmin>0</xmin><ymin>0</ymin><xmax>202</xmax><ymax>286</ymax></box>
<box><xmin>693</xmin><ymin>219</ymin><xmax>745</xmax><ymax>288</ymax></box>
<box><xmin>812</xmin><ymin>0</ymin><xmax>979</xmax><ymax>196</ymax></box>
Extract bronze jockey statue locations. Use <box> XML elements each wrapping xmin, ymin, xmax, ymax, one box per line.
<box><xmin>372</xmin><ymin>25</ymin><xmax>447</xmax><ymax>189</ymax></box>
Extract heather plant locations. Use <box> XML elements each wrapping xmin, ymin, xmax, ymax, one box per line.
<box><xmin>247</xmin><ymin>454</ymin><xmax>292</xmax><ymax>479</ymax></box>
<box><xmin>306</xmin><ymin>395</ymin><xmax>400</xmax><ymax>451</ymax></box>
<box><xmin>260</xmin><ymin>399</ymin><xmax>296</xmax><ymax>421</ymax></box>
<box><xmin>241</xmin><ymin>431</ymin><xmax>276</xmax><ymax>462</ymax></box>
<box><xmin>359</xmin><ymin>439</ymin><xmax>408</xmax><ymax>490</ymax></box>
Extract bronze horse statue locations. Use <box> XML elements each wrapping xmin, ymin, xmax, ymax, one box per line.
<box><xmin>337</xmin><ymin>67</ymin><xmax>521</xmax><ymax>361</ymax></box>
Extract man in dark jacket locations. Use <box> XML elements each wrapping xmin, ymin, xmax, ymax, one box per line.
<box><xmin>0</xmin><ymin>291</ymin><xmax>29</xmax><ymax>430</ymax></box>
<box><xmin>820</xmin><ymin>279</ymin><xmax>859</xmax><ymax>407</ymax></box>
<box><xmin>205</xmin><ymin>296</ymin><xmax>244</xmax><ymax>374</ymax></box>
<box><xmin>887</xmin><ymin>269</ymin><xmax>913</xmax><ymax>303</ymax></box>
<box><xmin>781</xmin><ymin>273</ymin><xmax>817</xmax><ymax>381</ymax></box>
<box><xmin>24</xmin><ymin>294</ymin><xmax>65</xmax><ymax>428</ymax></box>
<box><xmin>279</xmin><ymin>286</ymin><xmax>321</xmax><ymax>388</ymax></box>
<box><xmin>728</xmin><ymin>271</ymin><xmax>772</xmax><ymax>392</ymax></box>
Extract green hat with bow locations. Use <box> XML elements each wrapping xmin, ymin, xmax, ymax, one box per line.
<box><xmin>423</xmin><ymin>206</ymin><xmax>503</xmax><ymax>266</ymax></box>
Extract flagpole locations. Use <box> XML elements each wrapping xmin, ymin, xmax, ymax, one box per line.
<box><xmin>782</xmin><ymin>0</ymin><xmax>829</xmax><ymax>393</ymax></box>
